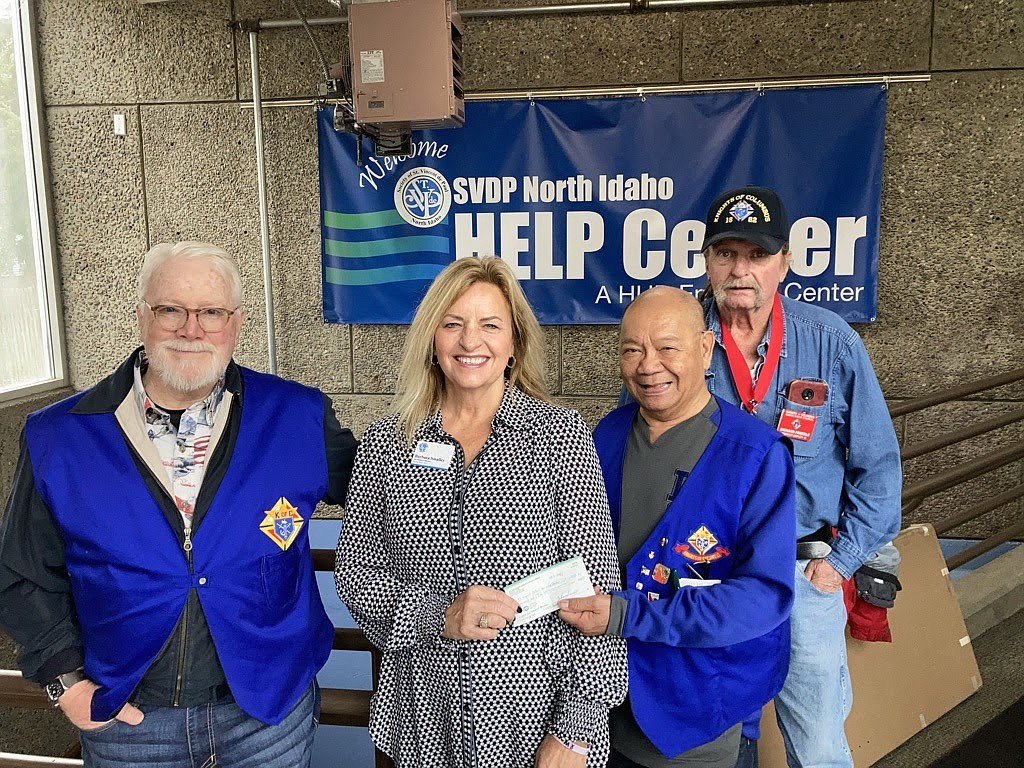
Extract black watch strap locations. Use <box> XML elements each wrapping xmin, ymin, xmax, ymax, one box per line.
<box><xmin>43</xmin><ymin>668</ymin><xmax>87</xmax><ymax>706</ymax></box>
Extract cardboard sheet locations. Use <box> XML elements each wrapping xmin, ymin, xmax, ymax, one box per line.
<box><xmin>758</xmin><ymin>524</ymin><xmax>982</xmax><ymax>766</ymax></box>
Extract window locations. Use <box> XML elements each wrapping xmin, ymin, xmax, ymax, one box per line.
<box><xmin>0</xmin><ymin>0</ymin><xmax>63</xmax><ymax>400</ymax></box>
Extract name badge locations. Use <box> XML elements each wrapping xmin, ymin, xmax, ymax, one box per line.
<box><xmin>777</xmin><ymin>408</ymin><xmax>817</xmax><ymax>442</ymax></box>
<box><xmin>412</xmin><ymin>440</ymin><xmax>455</xmax><ymax>470</ymax></box>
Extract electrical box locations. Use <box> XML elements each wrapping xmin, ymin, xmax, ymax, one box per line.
<box><xmin>348</xmin><ymin>0</ymin><xmax>464</xmax><ymax>130</ymax></box>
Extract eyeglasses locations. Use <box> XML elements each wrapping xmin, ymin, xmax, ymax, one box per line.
<box><xmin>143</xmin><ymin>301</ymin><xmax>239</xmax><ymax>333</ymax></box>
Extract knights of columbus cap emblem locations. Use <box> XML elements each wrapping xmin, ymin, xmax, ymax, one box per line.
<box><xmin>260</xmin><ymin>497</ymin><xmax>304</xmax><ymax>551</ymax></box>
<box><xmin>687</xmin><ymin>525</ymin><xmax>719</xmax><ymax>557</ymax></box>
<box><xmin>729</xmin><ymin>200</ymin><xmax>755</xmax><ymax>222</ymax></box>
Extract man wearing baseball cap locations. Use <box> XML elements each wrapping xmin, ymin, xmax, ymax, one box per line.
<box><xmin>699</xmin><ymin>185</ymin><xmax>902</xmax><ymax>768</ymax></box>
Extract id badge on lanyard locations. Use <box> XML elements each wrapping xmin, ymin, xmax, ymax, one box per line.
<box><xmin>777</xmin><ymin>409</ymin><xmax>817</xmax><ymax>441</ymax></box>
<box><xmin>776</xmin><ymin>379</ymin><xmax>826</xmax><ymax>441</ymax></box>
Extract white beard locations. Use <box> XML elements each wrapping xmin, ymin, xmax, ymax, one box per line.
<box><xmin>146</xmin><ymin>340</ymin><xmax>227</xmax><ymax>395</ymax></box>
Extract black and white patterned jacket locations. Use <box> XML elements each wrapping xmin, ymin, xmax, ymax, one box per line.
<box><xmin>335</xmin><ymin>385</ymin><xmax>628</xmax><ymax>768</ymax></box>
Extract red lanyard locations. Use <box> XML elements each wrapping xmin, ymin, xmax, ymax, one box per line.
<box><xmin>719</xmin><ymin>294</ymin><xmax>784</xmax><ymax>415</ymax></box>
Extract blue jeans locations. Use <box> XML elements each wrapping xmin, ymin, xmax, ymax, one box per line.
<box><xmin>774</xmin><ymin>561</ymin><xmax>852</xmax><ymax>768</ymax></box>
<box><xmin>79</xmin><ymin>682</ymin><xmax>320</xmax><ymax>768</ymax></box>
<box><xmin>734</xmin><ymin>735</ymin><xmax>758</xmax><ymax>768</ymax></box>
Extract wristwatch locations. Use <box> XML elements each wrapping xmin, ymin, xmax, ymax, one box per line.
<box><xmin>554</xmin><ymin>735</ymin><xmax>591</xmax><ymax>757</ymax></box>
<box><xmin>43</xmin><ymin>669</ymin><xmax>87</xmax><ymax>707</ymax></box>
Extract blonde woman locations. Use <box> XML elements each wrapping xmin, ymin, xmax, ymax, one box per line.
<box><xmin>335</xmin><ymin>257</ymin><xmax>627</xmax><ymax>768</ymax></box>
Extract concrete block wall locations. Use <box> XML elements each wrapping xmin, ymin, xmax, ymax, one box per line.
<box><xmin>17</xmin><ymin>0</ymin><xmax>1024</xmax><ymax>534</ymax></box>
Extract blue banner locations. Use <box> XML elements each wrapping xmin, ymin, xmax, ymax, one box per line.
<box><xmin>319</xmin><ymin>85</ymin><xmax>886</xmax><ymax>324</ymax></box>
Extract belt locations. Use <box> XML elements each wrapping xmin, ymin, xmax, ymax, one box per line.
<box><xmin>796</xmin><ymin>524</ymin><xmax>833</xmax><ymax>560</ymax></box>
<box><xmin>131</xmin><ymin>682</ymin><xmax>232</xmax><ymax>708</ymax></box>
<box><xmin>210</xmin><ymin>682</ymin><xmax>233</xmax><ymax>703</ymax></box>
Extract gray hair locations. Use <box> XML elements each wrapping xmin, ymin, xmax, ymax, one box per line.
<box><xmin>136</xmin><ymin>242</ymin><xmax>243</xmax><ymax>307</ymax></box>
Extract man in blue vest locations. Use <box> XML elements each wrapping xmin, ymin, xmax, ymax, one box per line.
<box><xmin>559</xmin><ymin>287</ymin><xmax>796</xmax><ymax>768</ymax></box>
<box><xmin>0</xmin><ymin>242</ymin><xmax>358</xmax><ymax>767</ymax></box>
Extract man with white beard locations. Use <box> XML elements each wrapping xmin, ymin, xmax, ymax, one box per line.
<box><xmin>0</xmin><ymin>242</ymin><xmax>358</xmax><ymax>767</ymax></box>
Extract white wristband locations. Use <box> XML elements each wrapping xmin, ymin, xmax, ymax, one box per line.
<box><xmin>555</xmin><ymin>735</ymin><xmax>590</xmax><ymax>756</ymax></box>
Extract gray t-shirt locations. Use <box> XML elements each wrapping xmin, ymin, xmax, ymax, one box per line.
<box><xmin>618</xmin><ymin>397</ymin><xmax>718</xmax><ymax>563</ymax></box>
<box><xmin>608</xmin><ymin>398</ymin><xmax>740</xmax><ymax>767</ymax></box>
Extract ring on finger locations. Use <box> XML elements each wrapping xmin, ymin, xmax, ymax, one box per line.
<box><xmin>479</xmin><ymin>613</ymin><xmax>489</xmax><ymax>629</ymax></box>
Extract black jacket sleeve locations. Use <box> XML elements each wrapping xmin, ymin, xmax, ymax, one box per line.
<box><xmin>0</xmin><ymin>431</ymin><xmax>84</xmax><ymax>683</ymax></box>
<box><xmin>322</xmin><ymin>394</ymin><xmax>358</xmax><ymax>507</ymax></box>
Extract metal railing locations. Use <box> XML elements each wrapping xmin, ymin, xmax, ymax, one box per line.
<box><xmin>893</xmin><ymin>367</ymin><xmax>1024</xmax><ymax>571</ymax></box>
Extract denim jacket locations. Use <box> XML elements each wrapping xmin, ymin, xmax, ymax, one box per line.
<box><xmin>704</xmin><ymin>296</ymin><xmax>901</xmax><ymax>579</ymax></box>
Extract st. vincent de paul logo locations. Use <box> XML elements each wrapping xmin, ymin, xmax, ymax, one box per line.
<box><xmin>394</xmin><ymin>167</ymin><xmax>452</xmax><ymax>228</ymax></box>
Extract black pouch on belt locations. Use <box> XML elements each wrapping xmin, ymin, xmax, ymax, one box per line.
<box><xmin>854</xmin><ymin>565</ymin><xmax>902</xmax><ymax>608</ymax></box>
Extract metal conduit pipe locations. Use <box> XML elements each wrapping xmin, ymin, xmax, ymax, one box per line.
<box><xmin>466</xmin><ymin>74</ymin><xmax>928</xmax><ymax>100</ymax></box>
<box><xmin>237</xmin><ymin>0</ymin><xmax>864</xmax><ymax>29</ymax></box>
<box><xmin>466</xmin><ymin>1</ymin><xmax>634</xmax><ymax>16</ymax></box>
<box><xmin>237</xmin><ymin>73</ymin><xmax>931</xmax><ymax>112</ymax></box>
<box><xmin>248</xmin><ymin>30</ymin><xmax>278</xmax><ymax>375</ymax></box>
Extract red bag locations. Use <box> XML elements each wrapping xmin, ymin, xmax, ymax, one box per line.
<box><xmin>843</xmin><ymin>578</ymin><xmax>892</xmax><ymax>643</ymax></box>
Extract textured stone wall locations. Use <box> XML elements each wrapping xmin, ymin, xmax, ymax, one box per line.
<box><xmin>25</xmin><ymin>0</ymin><xmax>1024</xmax><ymax>535</ymax></box>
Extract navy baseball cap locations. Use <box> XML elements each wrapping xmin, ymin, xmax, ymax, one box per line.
<box><xmin>700</xmin><ymin>185</ymin><xmax>789</xmax><ymax>254</ymax></box>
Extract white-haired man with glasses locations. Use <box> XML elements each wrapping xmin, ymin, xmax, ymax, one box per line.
<box><xmin>0</xmin><ymin>241</ymin><xmax>358</xmax><ymax>767</ymax></box>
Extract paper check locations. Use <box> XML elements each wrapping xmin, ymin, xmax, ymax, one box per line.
<box><xmin>676</xmin><ymin>578</ymin><xmax>721</xmax><ymax>588</ymax></box>
<box><xmin>503</xmin><ymin>556</ymin><xmax>594</xmax><ymax>626</ymax></box>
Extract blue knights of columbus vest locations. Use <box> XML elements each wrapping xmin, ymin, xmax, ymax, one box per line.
<box><xmin>24</xmin><ymin>368</ymin><xmax>334</xmax><ymax>724</ymax></box>
<box><xmin>594</xmin><ymin>397</ymin><xmax>792</xmax><ymax>757</ymax></box>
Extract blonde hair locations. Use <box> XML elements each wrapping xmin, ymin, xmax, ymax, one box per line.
<box><xmin>394</xmin><ymin>257</ymin><xmax>549</xmax><ymax>440</ymax></box>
